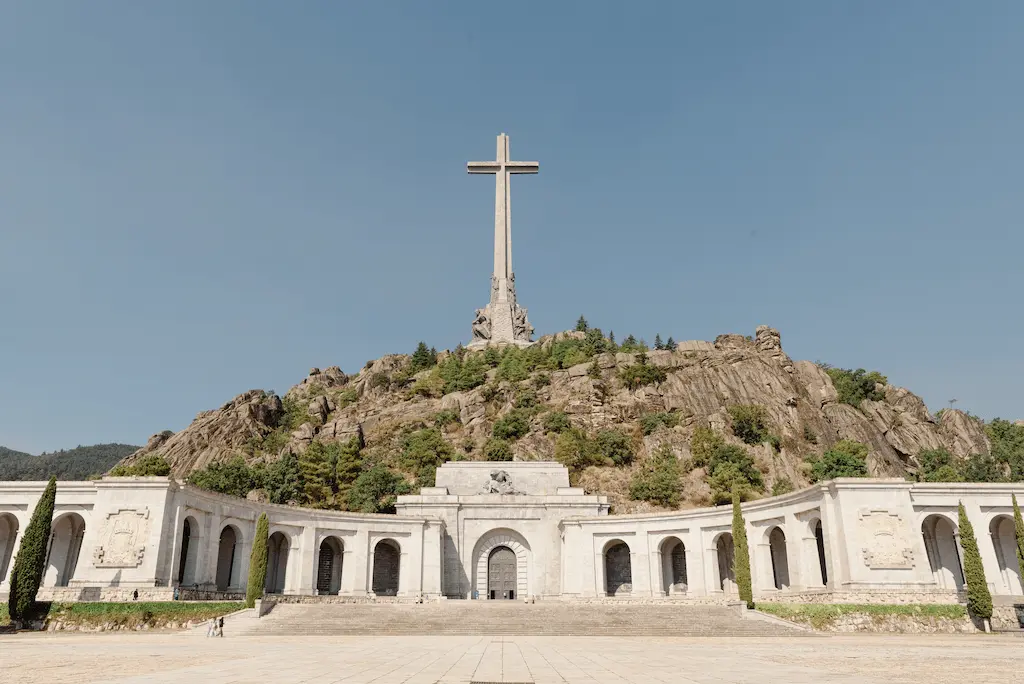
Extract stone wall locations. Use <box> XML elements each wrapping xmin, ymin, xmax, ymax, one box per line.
<box><xmin>992</xmin><ymin>604</ymin><xmax>1024</xmax><ymax>631</ymax></box>
<box><xmin>815</xmin><ymin>613</ymin><xmax>976</xmax><ymax>634</ymax></box>
<box><xmin>768</xmin><ymin>590</ymin><xmax>962</xmax><ymax>605</ymax></box>
<box><xmin>36</xmin><ymin>586</ymin><xmax>175</xmax><ymax>602</ymax></box>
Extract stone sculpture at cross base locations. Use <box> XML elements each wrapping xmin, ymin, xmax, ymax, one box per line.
<box><xmin>467</xmin><ymin>133</ymin><xmax>537</xmax><ymax>348</ymax></box>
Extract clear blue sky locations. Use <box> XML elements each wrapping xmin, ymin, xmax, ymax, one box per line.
<box><xmin>2</xmin><ymin>2</ymin><xmax>1021</xmax><ymax>454</ymax></box>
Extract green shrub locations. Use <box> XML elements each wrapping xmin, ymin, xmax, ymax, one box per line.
<box><xmin>727</xmin><ymin>405</ymin><xmax>773</xmax><ymax>445</ymax></box>
<box><xmin>554</xmin><ymin>429</ymin><xmax>603</xmax><ymax>472</ymax></box>
<box><xmin>533</xmin><ymin>372</ymin><xmax>551</xmax><ymax>388</ymax></box>
<box><xmin>187</xmin><ymin>456</ymin><xmax>264</xmax><ymax>499</ymax></box>
<box><xmin>432</xmin><ymin>409</ymin><xmax>460</xmax><ymax>427</ymax></box>
<box><xmin>348</xmin><ymin>465</ymin><xmax>410</xmax><ymax>514</ymax></box>
<box><xmin>592</xmin><ymin>429</ymin><xmax>635</xmax><ymax>466</ymax></box>
<box><xmin>771</xmin><ymin>478</ymin><xmax>794</xmax><ymax>496</ymax></box>
<box><xmin>629</xmin><ymin>443</ymin><xmax>681</xmax><ymax>507</ymax></box>
<box><xmin>958</xmin><ymin>502</ymin><xmax>992</xmax><ymax>620</ymax></box>
<box><xmin>961</xmin><ymin>453</ymin><xmax>1004</xmax><ymax>482</ymax></box>
<box><xmin>513</xmin><ymin>389</ymin><xmax>539</xmax><ymax>410</ymax></box>
<box><xmin>803</xmin><ymin>425</ymin><xmax>818</xmax><ymax>443</ymax></box>
<box><xmin>690</xmin><ymin>427</ymin><xmax>724</xmax><ymax>468</ymax></box>
<box><xmin>483</xmin><ymin>437</ymin><xmax>513</xmax><ymax>461</ymax></box>
<box><xmin>109</xmin><ymin>454</ymin><xmax>171</xmax><ymax>477</ymax></box>
<box><xmin>336</xmin><ymin>387</ymin><xmax>359</xmax><ymax>408</ymax></box>
<box><xmin>493</xmin><ymin>409</ymin><xmax>532</xmax><ymax>441</ymax></box>
<box><xmin>808</xmin><ymin>440</ymin><xmax>869</xmax><ymax>482</ymax></box>
<box><xmin>822</xmin><ymin>366</ymin><xmax>887</xmax><ymax>408</ymax></box>
<box><xmin>369</xmin><ymin>372</ymin><xmax>390</xmax><ymax>389</ymax></box>
<box><xmin>399</xmin><ymin>428</ymin><xmax>455</xmax><ymax>475</ymax></box>
<box><xmin>496</xmin><ymin>348</ymin><xmax>530</xmax><ymax>382</ymax></box>
<box><xmin>917</xmin><ymin>448</ymin><xmax>957</xmax><ymax>481</ymax></box>
<box><xmin>8</xmin><ymin>477</ymin><xmax>56</xmax><ymax>623</ymax></box>
<box><xmin>639</xmin><ymin>411</ymin><xmax>680</xmax><ymax>436</ymax></box>
<box><xmin>986</xmin><ymin>418</ymin><xmax>1024</xmax><ymax>479</ymax></box>
<box><xmin>732</xmin><ymin>489</ymin><xmax>754</xmax><ymax>608</ymax></box>
<box><xmin>245</xmin><ymin>513</ymin><xmax>269</xmax><ymax>608</ymax></box>
<box><xmin>706</xmin><ymin>444</ymin><xmax>764</xmax><ymax>503</ymax></box>
<box><xmin>618</xmin><ymin>353</ymin><xmax>666</xmax><ymax>389</ymax></box>
<box><xmin>542</xmin><ymin>411</ymin><xmax>572</xmax><ymax>434</ymax></box>
<box><xmin>437</xmin><ymin>354</ymin><xmax>488</xmax><ymax>394</ymax></box>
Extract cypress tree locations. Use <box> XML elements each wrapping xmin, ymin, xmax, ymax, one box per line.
<box><xmin>957</xmin><ymin>501</ymin><xmax>992</xmax><ymax>621</ymax></box>
<box><xmin>8</xmin><ymin>477</ymin><xmax>57</xmax><ymax>623</ymax></box>
<box><xmin>731</xmin><ymin>487</ymin><xmax>754</xmax><ymax>609</ymax></box>
<box><xmin>245</xmin><ymin>513</ymin><xmax>269</xmax><ymax>608</ymax></box>
<box><xmin>1013</xmin><ymin>494</ymin><xmax>1024</xmax><ymax>580</ymax></box>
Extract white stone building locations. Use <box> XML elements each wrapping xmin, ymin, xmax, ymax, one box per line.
<box><xmin>1</xmin><ymin>461</ymin><xmax>1022</xmax><ymax>605</ymax></box>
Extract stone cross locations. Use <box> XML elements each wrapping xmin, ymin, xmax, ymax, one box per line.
<box><xmin>467</xmin><ymin>133</ymin><xmax>537</xmax><ymax>346</ymax></box>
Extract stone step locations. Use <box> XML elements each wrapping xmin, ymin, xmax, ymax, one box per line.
<box><xmin>247</xmin><ymin>602</ymin><xmax>804</xmax><ymax>637</ymax></box>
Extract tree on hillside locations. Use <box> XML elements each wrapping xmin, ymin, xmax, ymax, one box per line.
<box><xmin>410</xmin><ymin>342</ymin><xmax>437</xmax><ymax>372</ymax></box>
<box><xmin>957</xmin><ymin>502</ymin><xmax>992</xmax><ymax>625</ymax></box>
<box><xmin>575</xmin><ymin>316</ymin><xmax>589</xmax><ymax>332</ymax></box>
<box><xmin>664</xmin><ymin>337</ymin><xmax>677</xmax><ymax>351</ymax></box>
<box><xmin>245</xmin><ymin>513</ymin><xmax>269</xmax><ymax>608</ymax></box>
<box><xmin>654</xmin><ymin>334</ymin><xmax>664</xmax><ymax>350</ymax></box>
<box><xmin>629</xmin><ymin>443</ymin><xmax>681</xmax><ymax>507</ymax></box>
<box><xmin>732</xmin><ymin>488</ymin><xmax>754</xmax><ymax>608</ymax></box>
<box><xmin>808</xmin><ymin>440</ymin><xmax>869</xmax><ymax>482</ymax></box>
<box><xmin>8</xmin><ymin>477</ymin><xmax>56</xmax><ymax>624</ymax></box>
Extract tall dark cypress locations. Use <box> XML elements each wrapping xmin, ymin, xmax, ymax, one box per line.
<box><xmin>8</xmin><ymin>477</ymin><xmax>57</xmax><ymax>623</ymax></box>
<box><xmin>245</xmin><ymin>513</ymin><xmax>269</xmax><ymax>608</ymax></box>
<box><xmin>957</xmin><ymin>501</ymin><xmax>992</xmax><ymax>621</ymax></box>
<box><xmin>732</xmin><ymin>487</ymin><xmax>754</xmax><ymax>609</ymax></box>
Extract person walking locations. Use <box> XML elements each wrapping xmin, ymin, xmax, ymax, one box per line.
<box><xmin>206</xmin><ymin>617</ymin><xmax>216</xmax><ymax>637</ymax></box>
<box><xmin>132</xmin><ymin>589</ymin><xmax>138</xmax><ymax>601</ymax></box>
<box><xmin>217</xmin><ymin>616</ymin><xmax>225</xmax><ymax>637</ymax></box>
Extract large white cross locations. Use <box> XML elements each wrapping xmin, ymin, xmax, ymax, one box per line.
<box><xmin>467</xmin><ymin>133</ymin><xmax>538</xmax><ymax>291</ymax></box>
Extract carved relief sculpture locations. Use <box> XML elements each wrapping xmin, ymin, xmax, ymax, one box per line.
<box><xmin>859</xmin><ymin>509</ymin><xmax>914</xmax><ymax>569</ymax></box>
<box><xmin>483</xmin><ymin>469</ymin><xmax>520</xmax><ymax>495</ymax></box>
<box><xmin>93</xmin><ymin>508</ymin><xmax>150</xmax><ymax>568</ymax></box>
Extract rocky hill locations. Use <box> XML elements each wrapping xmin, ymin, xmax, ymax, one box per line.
<box><xmin>117</xmin><ymin>326</ymin><xmax>1000</xmax><ymax>512</ymax></box>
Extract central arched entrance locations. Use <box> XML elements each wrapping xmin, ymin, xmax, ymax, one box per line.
<box><xmin>604</xmin><ymin>540</ymin><xmax>632</xmax><ymax>596</ymax></box>
<box><xmin>487</xmin><ymin>546</ymin><xmax>517</xmax><ymax>600</ymax></box>
<box><xmin>317</xmin><ymin>537</ymin><xmax>344</xmax><ymax>595</ymax></box>
<box><xmin>472</xmin><ymin>530</ymin><xmax>530</xmax><ymax>600</ymax></box>
<box><xmin>265</xmin><ymin>531</ymin><xmax>289</xmax><ymax>594</ymax></box>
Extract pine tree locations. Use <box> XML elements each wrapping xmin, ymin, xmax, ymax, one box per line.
<box><xmin>654</xmin><ymin>334</ymin><xmax>664</xmax><ymax>350</ymax></box>
<box><xmin>8</xmin><ymin>477</ymin><xmax>57</xmax><ymax>623</ymax></box>
<box><xmin>665</xmin><ymin>336</ymin><xmax>677</xmax><ymax>351</ymax></box>
<box><xmin>245</xmin><ymin>513</ymin><xmax>269</xmax><ymax>608</ymax></box>
<box><xmin>732</xmin><ymin>487</ymin><xmax>754</xmax><ymax>608</ymax></box>
<box><xmin>575</xmin><ymin>315</ymin><xmax>589</xmax><ymax>332</ymax></box>
<box><xmin>410</xmin><ymin>341</ymin><xmax>435</xmax><ymax>371</ymax></box>
<box><xmin>266</xmin><ymin>452</ymin><xmax>302</xmax><ymax>505</ymax></box>
<box><xmin>608</xmin><ymin>331</ymin><xmax>616</xmax><ymax>347</ymax></box>
<box><xmin>957</xmin><ymin>501</ymin><xmax>992</xmax><ymax>621</ymax></box>
<box><xmin>1013</xmin><ymin>494</ymin><xmax>1024</xmax><ymax>582</ymax></box>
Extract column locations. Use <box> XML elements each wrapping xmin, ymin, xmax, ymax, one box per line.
<box><xmin>297</xmin><ymin>526</ymin><xmax>316</xmax><ymax>595</ymax></box>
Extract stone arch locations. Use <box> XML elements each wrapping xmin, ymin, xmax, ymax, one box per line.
<box><xmin>0</xmin><ymin>513</ymin><xmax>18</xmax><ymax>584</ymax></box>
<box><xmin>215</xmin><ymin>524</ymin><xmax>242</xmax><ymax>591</ymax></box>
<box><xmin>473</xmin><ymin>529</ymin><xmax>530</xmax><ymax>600</ymax></box>
<box><xmin>989</xmin><ymin>515</ymin><xmax>1023</xmax><ymax>595</ymax></box>
<box><xmin>921</xmin><ymin>514</ymin><xmax>964</xmax><ymax>591</ymax></box>
<box><xmin>46</xmin><ymin>512</ymin><xmax>86</xmax><ymax>587</ymax></box>
<box><xmin>265</xmin><ymin>531</ymin><xmax>290</xmax><ymax>594</ymax></box>
<box><xmin>767</xmin><ymin>526</ymin><xmax>790</xmax><ymax>590</ymax></box>
<box><xmin>809</xmin><ymin>518</ymin><xmax>828</xmax><ymax>587</ymax></box>
<box><xmin>176</xmin><ymin>515</ymin><xmax>200</xmax><ymax>586</ymax></box>
<box><xmin>317</xmin><ymin>536</ymin><xmax>344</xmax><ymax>595</ymax></box>
<box><xmin>660</xmin><ymin>536</ymin><xmax>687</xmax><ymax>595</ymax></box>
<box><xmin>715</xmin><ymin>532</ymin><xmax>736</xmax><ymax>594</ymax></box>
<box><xmin>372</xmin><ymin>538</ymin><xmax>401</xmax><ymax>596</ymax></box>
<box><xmin>603</xmin><ymin>539</ymin><xmax>632</xmax><ymax>596</ymax></box>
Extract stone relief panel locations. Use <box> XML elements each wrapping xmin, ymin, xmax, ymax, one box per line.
<box><xmin>93</xmin><ymin>508</ymin><xmax>150</xmax><ymax>568</ymax></box>
<box><xmin>858</xmin><ymin>509</ymin><xmax>914</xmax><ymax>569</ymax></box>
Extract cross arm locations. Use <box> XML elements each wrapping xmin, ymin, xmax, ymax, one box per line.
<box><xmin>467</xmin><ymin>162</ymin><xmax>500</xmax><ymax>174</ymax></box>
<box><xmin>506</xmin><ymin>161</ymin><xmax>539</xmax><ymax>174</ymax></box>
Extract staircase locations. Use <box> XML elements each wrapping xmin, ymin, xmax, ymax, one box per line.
<box><xmin>245</xmin><ymin>601</ymin><xmax>805</xmax><ymax>637</ymax></box>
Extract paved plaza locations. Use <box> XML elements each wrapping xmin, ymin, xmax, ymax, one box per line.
<box><xmin>0</xmin><ymin>632</ymin><xmax>1019</xmax><ymax>684</ymax></box>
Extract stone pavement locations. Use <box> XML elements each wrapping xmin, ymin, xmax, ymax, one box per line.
<box><xmin>0</xmin><ymin>632</ymin><xmax>1019</xmax><ymax>683</ymax></box>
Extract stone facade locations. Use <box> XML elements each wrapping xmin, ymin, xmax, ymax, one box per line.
<box><xmin>1</xmin><ymin>464</ymin><xmax>1023</xmax><ymax>611</ymax></box>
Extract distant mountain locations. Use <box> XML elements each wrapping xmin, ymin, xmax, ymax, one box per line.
<box><xmin>0</xmin><ymin>443</ymin><xmax>140</xmax><ymax>481</ymax></box>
